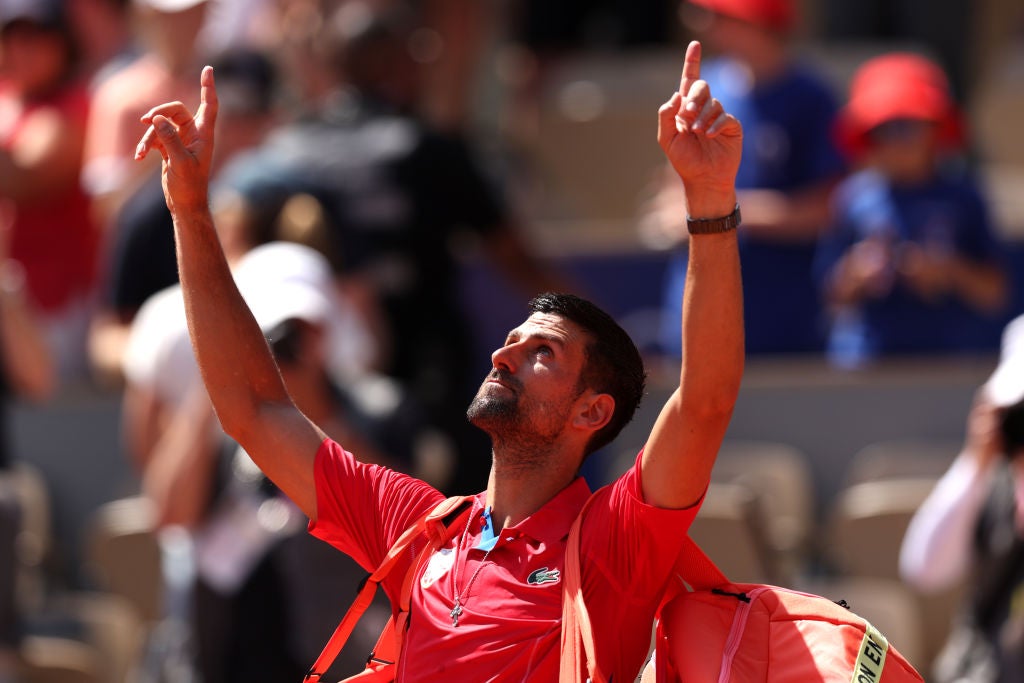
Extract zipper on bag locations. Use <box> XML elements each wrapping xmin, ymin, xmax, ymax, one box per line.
<box><xmin>716</xmin><ymin>586</ymin><xmax>770</xmax><ymax>683</ymax></box>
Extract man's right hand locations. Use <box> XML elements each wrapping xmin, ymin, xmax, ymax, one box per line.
<box><xmin>134</xmin><ymin>66</ymin><xmax>219</xmax><ymax>214</ymax></box>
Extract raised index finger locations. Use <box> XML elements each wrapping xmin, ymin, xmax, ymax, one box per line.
<box><xmin>678</xmin><ymin>40</ymin><xmax>702</xmax><ymax>96</ymax></box>
<box><xmin>194</xmin><ymin>65</ymin><xmax>218</xmax><ymax>134</ymax></box>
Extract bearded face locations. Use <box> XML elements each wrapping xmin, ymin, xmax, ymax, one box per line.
<box><xmin>467</xmin><ymin>313</ymin><xmax>595</xmax><ymax>469</ymax></box>
<box><xmin>467</xmin><ymin>367</ymin><xmax>582</xmax><ymax>453</ymax></box>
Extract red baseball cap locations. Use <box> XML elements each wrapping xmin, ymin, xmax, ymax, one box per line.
<box><xmin>835</xmin><ymin>52</ymin><xmax>964</xmax><ymax>157</ymax></box>
<box><xmin>686</xmin><ymin>0</ymin><xmax>796</xmax><ymax>33</ymax></box>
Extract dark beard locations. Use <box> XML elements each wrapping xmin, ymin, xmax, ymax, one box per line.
<box><xmin>466</xmin><ymin>369</ymin><xmax>534</xmax><ymax>446</ymax></box>
<box><xmin>466</xmin><ymin>369</ymin><xmax>573</xmax><ymax>476</ymax></box>
<box><xmin>466</xmin><ymin>379</ymin><xmax>519</xmax><ymax>428</ymax></box>
<box><xmin>467</xmin><ymin>390</ymin><xmax>550</xmax><ymax>476</ymax></box>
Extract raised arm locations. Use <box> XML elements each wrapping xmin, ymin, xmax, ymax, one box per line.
<box><xmin>900</xmin><ymin>393</ymin><xmax>1002</xmax><ymax>592</ymax></box>
<box><xmin>642</xmin><ymin>42</ymin><xmax>744</xmax><ymax>509</ymax></box>
<box><xmin>134</xmin><ymin>67</ymin><xmax>325</xmax><ymax>519</ymax></box>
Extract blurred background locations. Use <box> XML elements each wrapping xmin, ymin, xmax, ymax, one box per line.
<box><xmin>0</xmin><ymin>0</ymin><xmax>1022</xmax><ymax>680</ymax></box>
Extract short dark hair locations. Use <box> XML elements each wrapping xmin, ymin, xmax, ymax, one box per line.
<box><xmin>527</xmin><ymin>292</ymin><xmax>646</xmax><ymax>456</ymax></box>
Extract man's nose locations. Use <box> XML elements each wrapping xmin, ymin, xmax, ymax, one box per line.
<box><xmin>491</xmin><ymin>343</ymin><xmax>517</xmax><ymax>372</ymax></box>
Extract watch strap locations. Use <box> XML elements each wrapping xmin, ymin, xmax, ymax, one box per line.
<box><xmin>686</xmin><ymin>204</ymin><xmax>741</xmax><ymax>235</ymax></box>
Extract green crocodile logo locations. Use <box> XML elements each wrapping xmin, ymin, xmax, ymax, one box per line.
<box><xmin>527</xmin><ymin>567</ymin><xmax>561</xmax><ymax>585</ymax></box>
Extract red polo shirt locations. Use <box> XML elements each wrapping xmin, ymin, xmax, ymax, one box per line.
<box><xmin>309</xmin><ymin>438</ymin><xmax>700</xmax><ymax>681</ymax></box>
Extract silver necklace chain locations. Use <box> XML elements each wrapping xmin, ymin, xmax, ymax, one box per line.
<box><xmin>449</xmin><ymin>500</ymin><xmax>496</xmax><ymax>627</ymax></box>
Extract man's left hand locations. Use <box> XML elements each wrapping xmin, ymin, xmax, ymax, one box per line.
<box><xmin>657</xmin><ymin>41</ymin><xmax>742</xmax><ymax>218</ymax></box>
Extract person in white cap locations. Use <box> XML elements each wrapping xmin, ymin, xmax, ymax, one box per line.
<box><xmin>900</xmin><ymin>313</ymin><xmax>1024</xmax><ymax>682</ymax></box>
<box><xmin>130</xmin><ymin>242</ymin><xmax>399</xmax><ymax>681</ymax></box>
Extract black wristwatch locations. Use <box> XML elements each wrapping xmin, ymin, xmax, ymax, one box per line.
<box><xmin>686</xmin><ymin>204</ymin><xmax>742</xmax><ymax>235</ymax></box>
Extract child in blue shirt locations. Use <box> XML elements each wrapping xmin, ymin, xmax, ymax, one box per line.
<box><xmin>816</xmin><ymin>53</ymin><xmax>1010</xmax><ymax>368</ymax></box>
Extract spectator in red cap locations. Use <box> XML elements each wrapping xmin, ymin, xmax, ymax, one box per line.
<box><xmin>649</xmin><ymin>0</ymin><xmax>845</xmax><ymax>355</ymax></box>
<box><xmin>815</xmin><ymin>52</ymin><xmax>1010</xmax><ymax>367</ymax></box>
<box><xmin>832</xmin><ymin>52</ymin><xmax>966</xmax><ymax>163</ymax></box>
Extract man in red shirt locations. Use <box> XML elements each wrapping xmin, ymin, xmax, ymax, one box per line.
<box><xmin>135</xmin><ymin>40</ymin><xmax>743</xmax><ymax>681</ymax></box>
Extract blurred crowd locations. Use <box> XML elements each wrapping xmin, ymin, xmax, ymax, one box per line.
<box><xmin>0</xmin><ymin>0</ymin><xmax>1018</xmax><ymax>680</ymax></box>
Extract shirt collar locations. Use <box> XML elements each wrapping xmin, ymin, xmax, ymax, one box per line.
<box><xmin>493</xmin><ymin>477</ymin><xmax>593</xmax><ymax>546</ymax></box>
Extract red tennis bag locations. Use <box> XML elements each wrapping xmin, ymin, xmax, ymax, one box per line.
<box><xmin>649</xmin><ymin>542</ymin><xmax>926</xmax><ymax>683</ymax></box>
<box><xmin>561</xmin><ymin>494</ymin><xmax>925</xmax><ymax>683</ymax></box>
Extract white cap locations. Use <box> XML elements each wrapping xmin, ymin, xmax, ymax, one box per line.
<box><xmin>134</xmin><ymin>0</ymin><xmax>208</xmax><ymax>13</ymax></box>
<box><xmin>985</xmin><ymin>314</ymin><xmax>1024</xmax><ymax>407</ymax></box>
<box><xmin>233</xmin><ymin>242</ymin><xmax>337</xmax><ymax>332</ymax></box>
<box><xmin>122</xmin><ymin>284</ymin><xmax>199</xmax><ymax>405</ymax></box>
<box><xmin>232</xmin><ymin>242</ymin><xmax>375</xmax><ymax>379</ymax></box>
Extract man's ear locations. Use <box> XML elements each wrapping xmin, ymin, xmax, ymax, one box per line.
<box><xmin>574</xmin><ymin>392</ymin><xmax>615</xmax><ymax>434</ymax></box>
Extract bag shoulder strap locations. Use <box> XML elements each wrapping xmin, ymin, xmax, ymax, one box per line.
<box><xmin>560</xmin><ymin>490</ymin><xmax>607</xmax><ymax>683</ymax></box>
<box><xmin>559</xmin><ymin>491</ymin><xmax>731</xmax><ymax>683</ymax></box>
<box><xmin>305</xmin><ymin>495</ymin><xmax>475</xmax><ymax>681</ymax></box>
